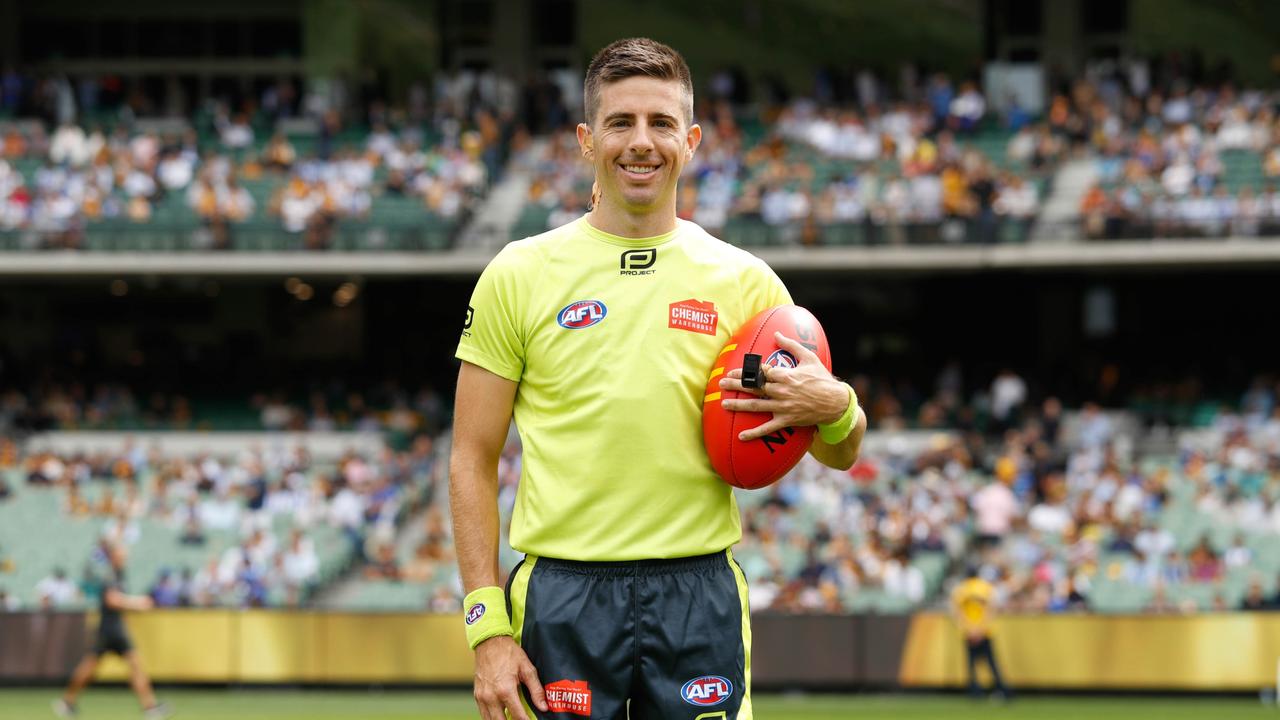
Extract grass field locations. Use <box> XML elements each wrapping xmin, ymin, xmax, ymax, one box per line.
<box><xmin>0</xmin><ymin>689</ymin><xmax>1274</xmax><ymax>720</ymax></box>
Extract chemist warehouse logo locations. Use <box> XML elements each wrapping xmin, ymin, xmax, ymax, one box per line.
<box><xmin>620</xmin><ymin>248</ymin><xmax>657</xmax><ymax>275</ymax></box>
<box><xmin>669</xmin><ymin>299</ymin><xmax>718</xmax><ymax>336</ymax></box>
<box><xmin>545</xmin><ymin>680</ymin><xmax>592</xmax><ymax>716</ymax></box>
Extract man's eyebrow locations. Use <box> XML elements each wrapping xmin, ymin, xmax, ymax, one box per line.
<box><xmin>601</xmin><ymin>111</ymin><xmax>679</xmax><ymax>123</ymax></box>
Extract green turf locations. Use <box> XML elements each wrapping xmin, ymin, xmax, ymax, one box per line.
<box><xmin>0</xmin><ymin>689</ymin><xmax>1273</xmax><ymax>719</ymax></box>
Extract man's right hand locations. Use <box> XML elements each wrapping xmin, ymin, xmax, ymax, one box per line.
<box><xmin>473</xmin><ymin>636</ymin><xmax>548</xmax><ymax>720</ymax></box>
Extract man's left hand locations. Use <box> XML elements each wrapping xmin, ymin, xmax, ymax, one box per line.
<box><xmin>719</xmin><ymin>332</ymin><xmax>849</xmax><ymax>441</ymax></box>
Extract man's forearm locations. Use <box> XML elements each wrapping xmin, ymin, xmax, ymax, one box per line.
<box><xmin>449</xmin><ymin>452</ymin><xmax>502</xmax><ymax>592</ymax></box>
<box><xmin>810</xmin><ymin>406</ymin><xmax>867</xmax><ymax>470</ymax></box>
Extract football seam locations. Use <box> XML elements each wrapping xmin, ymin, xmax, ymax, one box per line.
<box><xmin>729</xmin><ymin>305</ymin><xmax>782</xmax><ymax>487</ymax></box>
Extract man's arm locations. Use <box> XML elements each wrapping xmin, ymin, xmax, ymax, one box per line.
<box><xmin>104</xmin><ymin>588</ymin><xmax>154</xmax><ymax>611</ymax></box>
<box><xmin>448</xmin><ymin>361</ymin><xmax>547</xmax><ymax>720</ymax></box>
<box><xmin>450</xmin><ymin>361</ymin><xmax>517</xmax><ymax>593</ymax></box>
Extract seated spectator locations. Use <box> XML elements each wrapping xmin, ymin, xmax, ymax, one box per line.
<box><xmin>280</xmin><ymin>529</ymin><xmax>319</xmax><ymax>605</ymax></box>
<box><xmin>179</xmin><ymin>514</ymin><xmax>206</xmax><ymax>546</ymax></box>
<box><xmin>262</xmin><ymin>133</ymin><xmax>297</xmax><ymax>171</ymax></box>
<box><xmin>1241</xmin><ymin>579</ymin><xmax>1272</xmax><ymax>611</ymax></box>
<box><xmin>1187</xmin><ymin>539</ymin><xmax>1224</xmax><ymax>583</ymax></box>
<box><xmin>218</xmin><ymin>112</ymin><xmax>255</xmax><ymax>150</ymax></box>
<box><xmin>199</xmin><ymin>487</ymin><xmax>241</xmax><ymax>531</ymax></box>
<box><xmin>36</xmin><ymin>568</ymin><xmax>80</xmax><ymax>608</ymax></box>
<box><xmin>363</xmin><ymin>542</ymin><xmax>402</xmax><ymax>581</ymax></box>
<box><xmin>234</xmin><ymin>557</ymin><xmax>268</xmax><ymax>608</ymax></box>
<box><xmin>1224</xmin><ymin>534</ymin><xmax>1253</xmax><ymax>569</ymax></box>
<box><xmin>149</xmin><ymin>569</ymin><xmax>182</xmax><ymax>608</ymax></box>
<box><xmin>948</xmin><ymin>82</ymin><xmax>986</xmax><ymax>133</ymax></box>
<box><xmin>1106</xmin><ymin>523</ymin><xmax>1137</xmax><ymax>554</ymax></box>
<box><xmin>93</xmin><ymin>487</ymin><xmax>118</xmax><ymax>517</ymax></box>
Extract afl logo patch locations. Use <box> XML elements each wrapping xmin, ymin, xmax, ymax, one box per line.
<box><xmin>764</xmin><ymin>349</ymin><xmax>798</xmax><ymax>369</ymax></box>
<box><xmin>680</xmin><ymin>675</ymin><xmax>733</xmax><ymax>706</ymax></box>
<box><xmin>557</xmin><ymin>300</ymin><xmax>608</xmax><ymax>329</ymax></box>
<box><xmin>465</xmin><ymin>603</ymin><xmax>486</xmax><ymax>625</ymax></box>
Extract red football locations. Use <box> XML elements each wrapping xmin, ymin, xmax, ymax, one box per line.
<box><xmin>702</xmin><ymin>305</ymin><xmax>832</xmax><ymax>489</ymax></box>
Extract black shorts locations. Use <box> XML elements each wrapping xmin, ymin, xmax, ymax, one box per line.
<box><xmin>506</xmin><ymin>550</ymin><xmax>752</xmax><ymax>719</ymax></box>
<box><xmin>92</xmin><ymin>625</ymin><xmax>133</xmax><ymax>657</ymax></box>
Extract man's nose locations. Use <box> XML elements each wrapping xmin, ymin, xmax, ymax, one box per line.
<box><xmin>628</xmin><ymin>123</ymin><xmax>656</xmax><ymax>154</ymax></box>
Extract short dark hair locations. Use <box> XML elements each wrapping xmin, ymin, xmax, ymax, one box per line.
<box><xmin>583</xmin><ymin>38</ymin><xmax>693</xmax><ymax>126</ymax></box>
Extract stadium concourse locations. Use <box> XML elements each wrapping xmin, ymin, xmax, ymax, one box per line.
<box><xmin>4</xmin><ymin>371</ymin><xmax>1280</xmax><ymax>617</ymax></box>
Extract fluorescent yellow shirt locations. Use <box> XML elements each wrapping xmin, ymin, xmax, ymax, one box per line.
<box><xmin>457</xmin><ymin>216</ymin><xmax>791</xmax><ymax>560</ymax></box>
<box><xmin>951</xmin><ymin>578</ymin><xmax>996</xmax><ymax>636</ymax></box>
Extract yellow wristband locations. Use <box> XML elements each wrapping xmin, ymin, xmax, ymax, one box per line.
<box><xmin>817</xmin><ymin>384</ymin><xmax>858</xmax><ymax>445</ymax></box>
<box><xmin>463</xmin><ymin>586</ymin><xmax>513</xmax><ymax>650</ymax></box>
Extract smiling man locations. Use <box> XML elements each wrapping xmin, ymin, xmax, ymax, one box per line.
<box><xmin>451</xmin><ymin>38</ymin><xmax>866</xmax><ymax>720</ymax></box>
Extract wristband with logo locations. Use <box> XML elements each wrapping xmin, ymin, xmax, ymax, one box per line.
<box><xmin>463</xmin><ymin>586</ymin><xmax>513</xmax><ymax>650</ymax></box>
<box><xmin>817</xmin><ymin>384</ymin><xmax>859</xmax><ymax>445</ymax></box>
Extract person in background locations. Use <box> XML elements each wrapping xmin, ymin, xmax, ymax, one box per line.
<box><xmin>951</xmin><ymin>566</ymin><xmax>1012</xmax><ymax>701</ymax></box>
<box><xmin>54</xmin><ymin>542</ymin><xmax>171</xmax><ymax>718</ymax></box>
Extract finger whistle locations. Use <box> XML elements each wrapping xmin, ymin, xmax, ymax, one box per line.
<box><xmin>741</xmin><ymin>353</ymin><xmax>765</xmax><ymax>388</ymax></box>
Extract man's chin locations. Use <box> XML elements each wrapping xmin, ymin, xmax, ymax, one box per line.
<box><xmin>617</xmin><ymin>191</ymin><xmax>662</xmax><ymax>211</ymax></box>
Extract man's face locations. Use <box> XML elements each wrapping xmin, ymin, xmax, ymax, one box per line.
<box><xmin>578</xmin><ymin>76</ymin><xmax>701</xmax><ymax>215</ymax></box>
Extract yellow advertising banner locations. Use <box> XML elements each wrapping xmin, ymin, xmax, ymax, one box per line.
<box><xmin>95</xmin><ymin>611</ymin><xmax>473</xmax><ymax>683</ymax></box>
<box><xmin>900</xmin><ymin>612</ymin><xmax>1280</xmax><ymax>690</ymax></box>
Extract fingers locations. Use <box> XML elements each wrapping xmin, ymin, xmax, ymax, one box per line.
<box><xmin>520</xmin><ymin>660</ymin><xmax>549</xmax><ymax>712</ymax></box>
<box><xmin>474</xmin><ymin>691</ymin><xmax>502</xmax><ymax>720</ymax></box>
<box><xmin>774</xmin><ymin>332</ymin><xmax>820</xmax><ymax>364</ymax></box>
<box><xmin>476</xmin><ymin>687</ymin><xmax>528</xmax><ymax>720</ymax></box>
<box><xmin>503</xmin><ymin>692</ymin><xmax>531</xmax><ymax>720</ymax></box>
<box><xmin>721</xmin><ymin>397</ymin><xmax>777</xmax><ymax>413</ymax></box>
<box><xmin>739</xmin><ymin>416</ymin><xmax>791</xmax><ymax>441</ymax></box>
<box><xmin>718</xmin><ymin>375</ymin><xmax>767</xmax><ymax>396</ymax></box>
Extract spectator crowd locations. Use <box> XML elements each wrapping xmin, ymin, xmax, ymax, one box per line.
<box><xmin>525</xmin><ymin>72</ymin><xmax>1057</xmax><ymax>246</ymax></box>
<box><xmin>1074</xmin><ymin>77</ymin><xmax>1280</xmax><ymax>239</ymax></box>
<box><xmin>0</xmin><ymin>428</ymin><xmax>442</xmax><ymax>610</ymax></box>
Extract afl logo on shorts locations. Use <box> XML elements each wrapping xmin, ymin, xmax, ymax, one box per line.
<box><xmin>680</xmin><ymin>675</ymin><xmax>733</xmax><ymax>707</ymax></box>
<box><xmin>557</xmin><ymin>300</ymin><xmax>608</xmax><ymax>329</ymax></box>
<box><xmin>465</xmin><ymin>603</ymin><xmax>486</xmax><ymax>625</ymax></box>
<box><xmin>765</xmin><ymin>349</ymin><xmax>798</xmax><ymax>369</ymax></box>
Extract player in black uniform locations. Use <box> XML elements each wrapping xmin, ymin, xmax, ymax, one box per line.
<box><xmin>53</xmin><ymin>543</ymin><xmax>171</xmax><ymax>719</ymax></box>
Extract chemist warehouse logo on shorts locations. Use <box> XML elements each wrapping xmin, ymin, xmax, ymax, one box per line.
<box><xmin>545</xmin><ymin>679</ymin><xmax>592</xmax><ymax>716</ymax></box>
<box><xmin>681</xmin><ymin>675</ymin><xmax>733</xmax><ymax>707</ymax></box>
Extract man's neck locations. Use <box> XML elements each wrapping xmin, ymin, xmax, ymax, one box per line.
<box><xmin>586</xmin><ymin>201</ymin><xmax>678</xmax><ymax>239</ymax></box>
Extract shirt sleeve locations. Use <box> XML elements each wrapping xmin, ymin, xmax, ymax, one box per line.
<box><xmin>741</xmin><ymin>255</ymin><xmax>794</xmax><ymax>316</ymax></box>
<box><xmin>455</xmin><ymin>245</ymin><xmax>527</xmax><ymax>383</ymax></box>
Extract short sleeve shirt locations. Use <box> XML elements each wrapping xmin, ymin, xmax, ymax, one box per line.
<box><xmin>457</xmin><ymin>217</ymin><xmax>791</xmax><ymax>560</ymax></box>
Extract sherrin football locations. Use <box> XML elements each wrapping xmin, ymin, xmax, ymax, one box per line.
<box><xmin>702</xmin><ymin>305</ymin><xmax>832</xmax><ymax>489</ymax></box>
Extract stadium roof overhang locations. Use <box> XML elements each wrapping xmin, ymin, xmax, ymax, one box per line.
<box><xmin>5</xmin><ymin>240</ymin><xmax>1280</xmax><ymax>277</ymax></box>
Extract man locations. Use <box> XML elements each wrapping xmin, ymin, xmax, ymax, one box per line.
<box><xmin>950</xmin><ymin>567</ymin><xmax>1011</xmax><ymax>701</ymax></box>
<box><xmin>451</xmin><ymin>38</ymin><xmax>866</xmax><ymax>720</ymax></box>
<box><xmin>53</xmin><ymin>543</ymin><xmax>171</xmax><ymax>719</ymax></box>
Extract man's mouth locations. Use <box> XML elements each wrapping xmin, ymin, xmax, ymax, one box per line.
<box><xmin>620</xmin><ymin>164</ymin><xmax>660</xmax><ymax>177</ymax></box>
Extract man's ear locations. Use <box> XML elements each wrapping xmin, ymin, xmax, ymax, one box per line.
<box><xmin>577</xmin><ymin>123</ymin><xmax>593</xmax><ymax>158</ymax></box>
<box><xmin>686</xmin><ymin>123</ymin><xmax>702</xmax><ymax>159</ymax></box>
